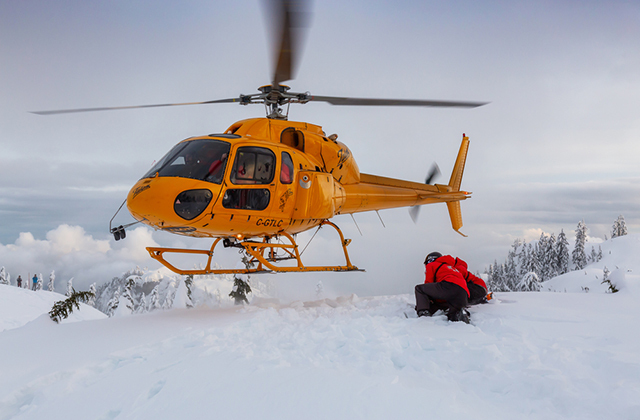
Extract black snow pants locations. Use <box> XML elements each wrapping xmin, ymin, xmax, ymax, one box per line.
<box><xmin>467</xmin><ymin>282</ymin><xmax>488</xmax><ymax>305</ymax></box>
<box><xmin>415</xmin><ymin>281</ymin><xmax>468</xmax><ymax>315</ymax></box>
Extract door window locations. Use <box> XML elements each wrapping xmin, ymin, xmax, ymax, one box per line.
<box><xmin>230</xmin><ymin>147</ymin><xmax>275</xmax><ymax>185</ymax></box>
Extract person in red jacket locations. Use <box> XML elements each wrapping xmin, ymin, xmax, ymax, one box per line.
<box><xmin>415</xmin><ymin>252</ymin><xmax>471</xmax><ymax>323</ymax></box>
<box><xmin>452</xmin><ymin>257</ymin><xmax>490</xmax><ymax>305</ymax></box>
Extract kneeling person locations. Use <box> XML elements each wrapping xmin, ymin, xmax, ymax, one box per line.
<box><xmin>415</xmin><ymin>252</ymin><xmax>470</xmax><ymax>323</ymax></box>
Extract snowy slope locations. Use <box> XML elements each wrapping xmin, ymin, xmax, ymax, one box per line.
<box><xmin>1</xmin><ymin>236</ymin><xmax>640</xmax><ymax>420</ymax></box>
<box><xmin>0</xmin><ymin>285</ymin><xmax>106</xmax><ymax>332</ymax></box>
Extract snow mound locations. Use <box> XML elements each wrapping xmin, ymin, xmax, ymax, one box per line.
<box><xmin>0</xmin><ymin>284</ymin><xmax>107</xmax><ymax>331</ymax></box>
<box><xmin>544</xmin><ymin>234</ymin><xmax>640</xmax><ymax>294</ymax></box>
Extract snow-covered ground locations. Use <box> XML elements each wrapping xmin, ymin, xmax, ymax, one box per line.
<box><xmin>1</xmin><ymin>235</ymin><xmax>640</xmax><ymax>420</ymax></box>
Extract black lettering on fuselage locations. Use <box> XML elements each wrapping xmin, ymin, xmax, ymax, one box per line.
<box><xmin>256</xmin><ymin>218</ymin><xmax>284</xmax><ymax>228</ymax></box>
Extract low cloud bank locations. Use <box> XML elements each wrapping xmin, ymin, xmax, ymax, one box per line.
<box><xmin>0</xmin><ymin>224</ymin><xmax>160</xmax><ymax>292</ymax></box>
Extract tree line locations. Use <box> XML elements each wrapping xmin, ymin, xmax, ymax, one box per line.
<box><xmin>485</xmin><ymin>216</ymin><xmax>627</xmax><ymax>292</ymax></box>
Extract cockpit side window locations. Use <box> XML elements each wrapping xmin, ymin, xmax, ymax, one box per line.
<box><xmin>142</xmin><ymin>139</ymin><xmax>231</xmax><ymax>184</ymax></box>
<box><xmin>280</xmin><ymin>152</ymin><xmax>294</xmax><ymax>184</ymax></box>
<box><xmin>230</xmin><ymin>147</ymin><xmax>275</xmax><ymax>185</ymax></box>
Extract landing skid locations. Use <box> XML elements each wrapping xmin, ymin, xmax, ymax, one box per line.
<box><xmin>146</xmin><ymin>220</ymin><xmax>362</xmax><ymax>275</ymax></box>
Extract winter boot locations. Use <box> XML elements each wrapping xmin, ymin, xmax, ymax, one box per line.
<box><xmin>448</xmin><ymin>308</ymin><xmax>470</xmax><ymax>324</ymax></box>
<box><xmin>416</xmin><ymin>309</ymin><xmax>431</xmax><ymax>317</ymax></box>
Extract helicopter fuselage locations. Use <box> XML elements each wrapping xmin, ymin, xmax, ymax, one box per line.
<box><xmin>127</xmin><ymin>117</ymin><xmax>361</xmax><ymax>239</ymax></box>
<box><xmin>127</xmin><ymin>117</ymin><xmax>470</xmax><ymax>243</ymax></box>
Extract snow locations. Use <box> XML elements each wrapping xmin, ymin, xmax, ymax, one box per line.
<box><xmin>2</xmin><ymin>236</ymin><xmax>640</xmax><ymax>419</ymax></box>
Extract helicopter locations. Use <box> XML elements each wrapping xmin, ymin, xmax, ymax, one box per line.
<box><xmin>34</xmin><ymin>0</ymin><xmax>487</xmax><ymax>276</ymax></box>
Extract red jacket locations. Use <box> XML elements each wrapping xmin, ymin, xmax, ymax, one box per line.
<box><xmin>453</xmin><ymin>258</ymin><xmax>487</xmax><ymax>290</ymax></box>
<box><xmin>424</xmin><ymin>255</ymin><xmax>470</xmax><ymax>297</ymax></box>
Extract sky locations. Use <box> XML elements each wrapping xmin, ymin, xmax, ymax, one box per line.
<box><xmin>1</xmin><ymin>0</ymin><xmax>639</xmax><ymax>293</ymax></box>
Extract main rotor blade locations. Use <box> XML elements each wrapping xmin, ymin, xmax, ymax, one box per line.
<box><xmin>269</xmin><ymin>0</ymin><xmax>312</xmax><ymax>86</ymax></box>
<box><xmin>31</xmin><ymin>98</ymin><xmax>241</xmax><ymax>115</ymax></box>
<box><xmin>309</xmin><ymin>95</ymin><xmax>488</xmax><ymax>108</ymax></box>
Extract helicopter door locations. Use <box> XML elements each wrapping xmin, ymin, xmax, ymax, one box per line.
<box><xmin>220</xmin><ymin>146</ymin><xmax>276</xmax><ymax>212</ymax></box>
<box><xmin>271</xmin><ymin>150</ymin><xmax>296</xmax><ymax>219</ymax></box>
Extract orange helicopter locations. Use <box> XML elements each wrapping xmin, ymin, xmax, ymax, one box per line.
<box><xmin>34</xmin><ymin>0</ymin><xmax>487</xmax><ymax>275</ymax></box>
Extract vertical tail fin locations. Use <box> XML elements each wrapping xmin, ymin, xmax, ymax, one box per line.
<box><xmin>448</xmin><ymin>134</ymin><xmax>470</xmax><ymax>192</ymax></box>
<box><xmin>447</xmin><ymin>134</ymin><xmax>470</xmax><ymax>236</ymax></box>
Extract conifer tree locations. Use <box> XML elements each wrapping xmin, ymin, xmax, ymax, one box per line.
<box><xmin>137</xmin><ymin>294</ymin><xmax>148</xmax><ymax>313</ymax></box>
<box><xmin>572</xmin><ymin>220</ymin><xmax>588</xmax><ymax>270</ymax></box>
<box><xmin>545</xmin><ymin>233</ymin><xmax>557</xmax><ymax>279</ymax></box>
<box><xmin>121</xmin><ymin>277</ymin><xmax>136</xmax><ymax>314</ymax></box>
<box><xmin>601</xmin><ymin>266</ymin><xmax>618</xmax><ymax>293</ymax></box>
<box><xmin>611</xmin><ymin>215</ymin><xmax>628</xmax><ymax>238</ymax></box>
<box><xmin>0</xmin><ymin>267</ymin><xmax>8</xmax><ymax>286</ymax></box>
<box><xmin>49</xmin><ymin>288</ymin><xmax>96</xmax><ymax>323</ymax></box>
<box><xmin>505</xmin><ymin>240</ymin><xmax>519</xmax><ymax>288</ymax></box>
<box><xmin>185</xmin><ymin>275</ymin><xmax>194</xmax><ymax>307</ymax></box>
<box><xmin>148</xmin><ymin>285</ymin><xmax>161</xmax><ymax>311</ymax></box>
<box><xmin>107</xmin><ymin>288</ymin><xmax>120</xmax><ymax>317</ymax></box>
<box><xmin>172</xmin><ymin>278</ymin><xmax>193</xmax><ymax>309</ymax></box>
<box><xmin>555</xmin><ymin>229</ymin><xmax>570</xmax><ymax>274</ymax></box>
<box><xmin>36</xmin><ymin>273</ymin><xmax>43</xmax><ymax>291</ymax></box>
<box><xmin>66</xmin><ymin>278</ymin><xmax>74</xmax><ymax>297</ymax></box>
<box><xmin>517</xmin><ymin>241</ymin><xmax>529</xmax><ymax>280</ymax></box>
<box><xmin>517</xmin><ymin>272</ymin><xmax>541</xmax><ymax>292</ymax></box>
<box><xmin>88</xmin><ymin>283</ymin><xmax>97</xmax><ymax>307</ymax></box>
<box><xmin>48</xmin><ymin>270</ymin><xmax>55</xmax><ymax>292</ymax></box>
<box><xmin>230</xmin><ymin>254</ymin><xmax>252</xmax><ymax>305</ymax></box>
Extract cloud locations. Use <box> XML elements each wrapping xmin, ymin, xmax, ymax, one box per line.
<box><xmin>0</xmin><ymin>225</ymin><xmax>160</xmax><ymax>292</ymax></box>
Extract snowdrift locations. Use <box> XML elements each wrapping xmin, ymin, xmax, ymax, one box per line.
<box><xmin>0</xmin><ymin>285</ymin><xmax>106</xmax><ymax>332</ymax></box>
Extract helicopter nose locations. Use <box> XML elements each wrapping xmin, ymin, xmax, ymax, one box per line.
<box><xmin>127</xmin><ymin>178</ymin><xmax>219</xmax><ymax>228</ymax></box>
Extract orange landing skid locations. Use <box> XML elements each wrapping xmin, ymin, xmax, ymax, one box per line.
<box><xmin>146</xmin><ymin>221</ymin><xmax>363</xmax><ymax>275</ymax></box>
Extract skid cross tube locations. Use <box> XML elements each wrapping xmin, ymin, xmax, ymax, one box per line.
<box><xmin>146</xmin><ymin>221</ymin><xmax>362</xmax><ymax>275</ymax></box>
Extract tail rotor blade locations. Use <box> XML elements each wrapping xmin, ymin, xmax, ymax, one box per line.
<box><xmin>409</xmin><ymin>163</ymin><xmax>440</xmax><ymax>223</ymax></box>
<box><xmin>425</xmin><ymin>163</ymin><xmax>441</xmax><ymax>185</ymax></box>
<box><xmin>409</xmin><ymin>205</ymin><xmax>420</xmax><ymax>224</ymax></box>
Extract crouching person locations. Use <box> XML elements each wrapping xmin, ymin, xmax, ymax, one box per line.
<box><xmin>452</xmin><ymin>257</ymin><xmax>490</xmax><ymax>305</ymax></box>
<box><xmin>415</xmin><ymin>252</ymin><xmax>470</xmax><ymax>323</ymax></box>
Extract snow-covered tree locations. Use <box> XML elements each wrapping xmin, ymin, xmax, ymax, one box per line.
<box><xmin>88</xmin><ymin>283</ymin><xmax>97</xmax><ymax>307</ymax></box>
<box><xmin>66</xmin><ymin>278</ymin><xmax>74</xmax><ymax>297</ymax></box>
<box><xmin>185</xmin><ymin>275</ymin><xmax>194</xmax><ymax>307</ymax></box>
<box><xmin>106</xmin><ymin>288</ymin><xmax>120</xmax><ymax>317</ymax></box>
<box><xmin>230</xmin><ymin>255</ymin><xmax>252</xmax><ymax>305</ymax></box>
<box><xmin>517</xmin><ymin>272</ymin><xmax>541</xmax><ymax>292</ymax></box>
<box><xmin>611</xmin><ymin>215</ymin><xmax>628</xmax><ymax>238</ymax></box>
<box><xmin>505</xmin><ymin>241</ymin><xmax>519</xmax><ymax>288</ymax></box>
<box><xmin>517</xmin><ymin>240</ymin><xmax>529</xmax><ymax>280</ymax></box>
<box><xmin>148</xmin><ymin>285</ymin><xmax>161</xmax><ymax>311</ymax></box>
<box><xmin>572</xmin><ymin>220</ymin><xmax>588</xmax><ymax>271</ymax></box>
<box><xmin>555</xmin><ymin>229</ymin><xmax>570</xmax><ymax>275</ymax></box>
<box><xmin>543</xmin><ymin>233</ymin><xmax>557</xmax><ymax>280</ymax></box>
<box><xmin>173</xmin><ymin>278</ymin><xmax>193</xmax><ymax>309</ymax></box>
<box><xmin>119</xmin><ymin>277</ymin><xmax>136</xmax><ymax>314</ymax></box>
<box><xmin>48</xmin><ymin>270</ymin><xmax>56</xmax><ymax>292</ymax></box>
<box><xmin>0</xmin><ymin>267</ymin><xmax>8</xmax><ymax>285</ymax></box>
<box><xmin>137</xmin><ymin>294</ymin><xmax>148</xmax><ymax>314</ymax></box>
<box><xmin>601</xmin><ymin>266</ymin><xmax>618</xmax><ymax>293</ymax></box>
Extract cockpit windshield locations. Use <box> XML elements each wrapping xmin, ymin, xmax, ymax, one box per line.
<box><xmin>142</xmin><ymin>139</ymin><xmax>231</xmax><ymax>184</ymax></box>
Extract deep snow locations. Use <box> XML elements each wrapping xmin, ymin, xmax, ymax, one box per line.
<box><xmin>1</xmin><ymin>235</ymin><xmax>640</xmax><ymax>420</ymax></box>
